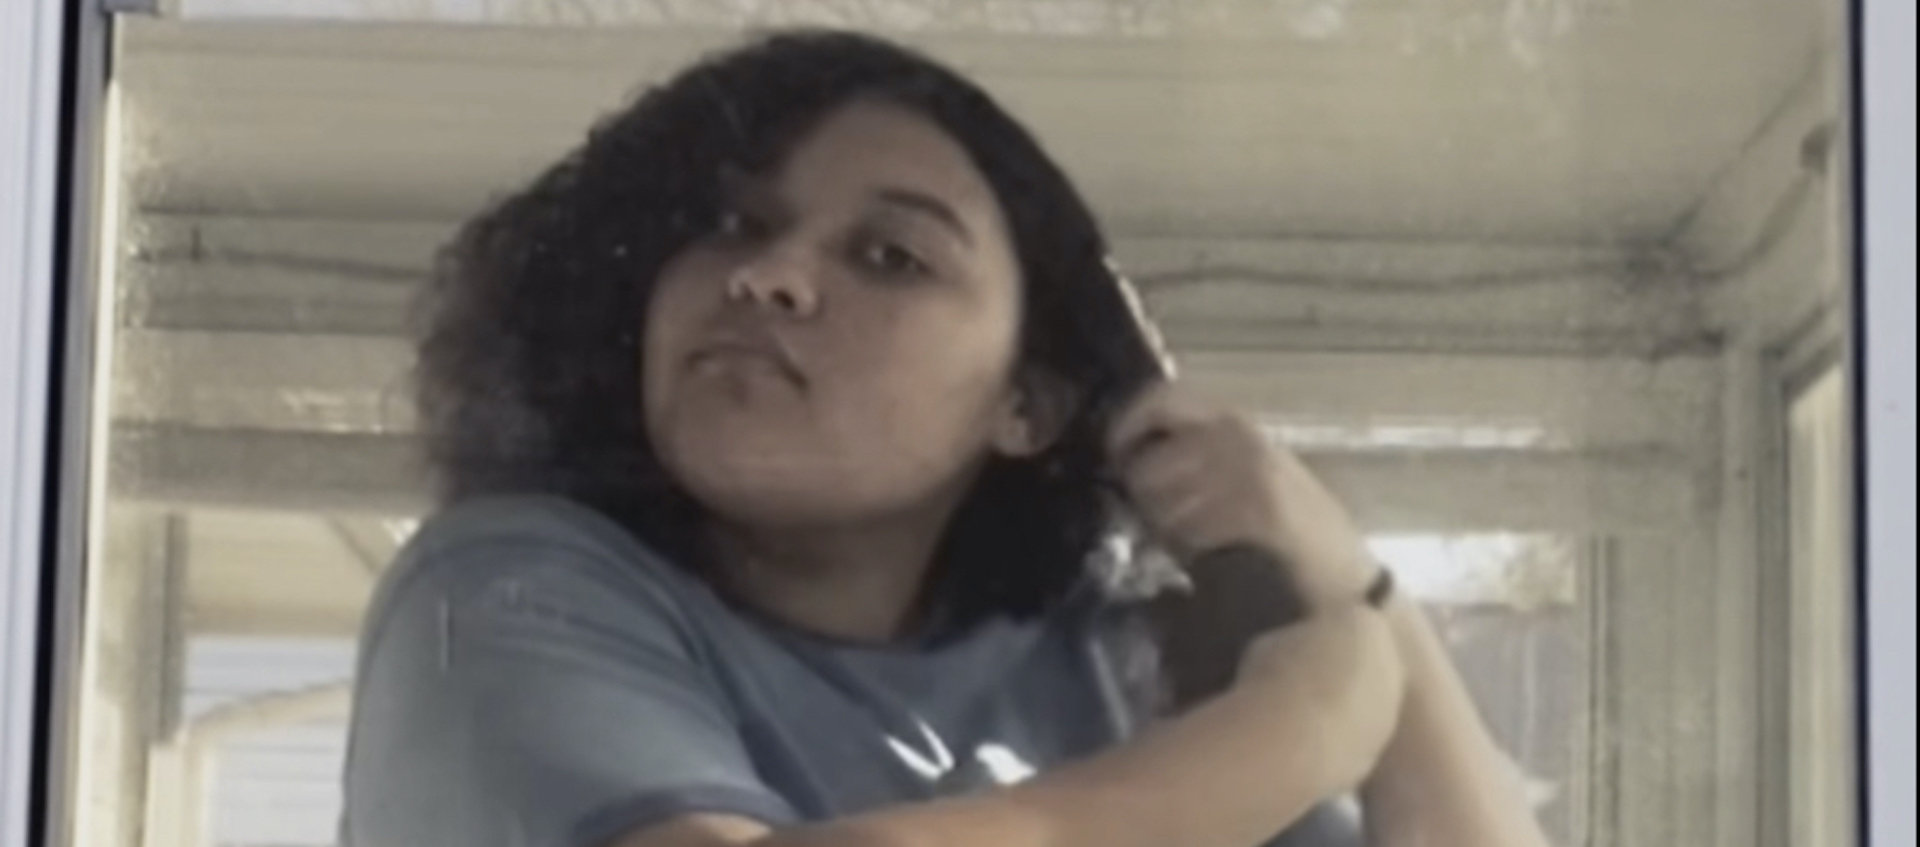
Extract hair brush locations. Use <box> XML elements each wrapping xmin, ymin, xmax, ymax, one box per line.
<box><xmin>1095</xmin><ymin>258</ymin><xmax>1392</xmax><ymax>710</ymax></box>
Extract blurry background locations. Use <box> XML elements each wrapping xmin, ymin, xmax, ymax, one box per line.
<box><xmin>60</xmin><ymin>1</ymin><xmax>1853</xmax><ymax>846</ymax></box>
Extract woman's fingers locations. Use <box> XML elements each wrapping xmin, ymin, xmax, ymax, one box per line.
<box><xmin>1105</xmin><ymin>382</ymin><xmax>1286</xmax><ymax>556</ymax></box>
<box><xmin>1106</xmin><ymin>381</ymin><xmax>1385</xmax><ymax>618</ymax></box>
<box><xmin>1105</xmin><ymin>379</ymin><xmax>1217</xmax><ymax>470</ymax></box>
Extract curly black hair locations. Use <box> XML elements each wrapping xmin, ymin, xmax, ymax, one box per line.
<box><xmin>414</xmin><ymin>29</ymin><xmax>1163</xmax><ymax>629</ymax></box>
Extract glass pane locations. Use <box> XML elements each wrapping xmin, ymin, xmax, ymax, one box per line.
<box><xmin>63</xmin><ymin>2</ymin><xmax>1857</xmax><ymax>845</ymax></box>
<box><xmin>1370</xmin><ymin>532</ymin><xmax>1592</xmax><ymax>845</ymax></box>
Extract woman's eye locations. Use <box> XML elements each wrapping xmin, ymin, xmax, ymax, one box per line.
<box><xmin>857</xmin><ymin>240</ymin><xmax>930</xmax><ymax>278</ymax></box>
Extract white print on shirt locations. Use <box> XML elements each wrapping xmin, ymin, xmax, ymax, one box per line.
<box><xmin>885</xmin><ymin>720</ymin><xmax>1037</xmax><ymax>786</ymax></box>
<box><xmin>974</xmin><ymin>743</ymin><xmax>1038</xmax><ymax>784</ymax></box>
<box><xmin>884</xmin><ymin>719</ymin><xmax>955</xmax><ymax>782</ymax></box>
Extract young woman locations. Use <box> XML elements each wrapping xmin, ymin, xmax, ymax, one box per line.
<box><xmin>341</xmin><ymin>29</ymin><xmax>1550</xmax><ymax>847</ymax></box>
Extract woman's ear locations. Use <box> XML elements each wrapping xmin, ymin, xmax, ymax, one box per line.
<box><xmin>992</xmin><ymin>368</ymin><xmax>1080</xmax><ymax>458</ymax></box>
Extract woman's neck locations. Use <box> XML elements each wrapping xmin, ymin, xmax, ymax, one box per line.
<box><xmin>708</xmin><ymin>511</ymin><xmax>950</xmax><ymax>644</ymax></box>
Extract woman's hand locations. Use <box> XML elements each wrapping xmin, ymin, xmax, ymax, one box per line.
<box><xmin>1106</xmin><ymin>379</ymin><xmax>1378</xmax><ymax>611</ymax></box>
<box><xmin>1108</xmin><ymin>381</ymin><xmax>1549</xmax><ymax>847</ymax></box>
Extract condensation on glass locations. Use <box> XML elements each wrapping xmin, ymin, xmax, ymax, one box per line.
<box><xmin>61</xmin><ymin>2</ymin><xmax>1855</xmax><ymax>846</ymax></box>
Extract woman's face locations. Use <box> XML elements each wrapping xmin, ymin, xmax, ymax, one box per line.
<box><xmin>642</xmin><ymin>100</ymin><xmax>1035</xmax><ymax>529</ymax></box>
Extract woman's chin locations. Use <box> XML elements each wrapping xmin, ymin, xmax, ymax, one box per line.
<box><xmin>670</xmin><ymin>457</ymin><xmax>872</xmax><ymax>529</ymax></box>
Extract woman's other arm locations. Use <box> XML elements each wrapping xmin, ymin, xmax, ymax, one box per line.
<box><xmin>616</xmin><ymin>605</ymin><xmax>1405</xmax><ymax>847</ymax></box>
<box><xmin>1355</xmin><ymin>596</ymin><xmax>1552</xmax><ymax>847</ymax></box>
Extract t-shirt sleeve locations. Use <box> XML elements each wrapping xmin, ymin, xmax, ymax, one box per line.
<box><xmin>341</xmin><ymin>523</ymin><xmax>796</xmax><ymax>847</ymax></box>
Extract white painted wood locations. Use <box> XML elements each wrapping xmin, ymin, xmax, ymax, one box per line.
<box><xmin>0</xmin><ymin>1</ymin><xmax>71</xmax><ymax>844</ymax></box>
<box><xmin>177</xmin><ymin>637</ymin><xmax>353</xmax><ymax>847</ymax></box>
<box><xmin>122</xmin><ymin>215</ymin><xmax>1716</xmax><ymax>355</ymax></box>
<box><xmin>114</xmin><ymin>6</ymin><xmax>1818</xmax><ymax>238</ymax></box>
<box><xmin>1711</xmin><ymin>341</ymin><xmax>1774</xmax><ymax>847</ymax></box>
<box><xmin>1786</xmin><ymin>366</ymin><xmax>1856</xmax><ymax>847</ymax></box>
<box><xmin>1861</xmin><ymin>3</ymin><xmax>1915</xmax><ymax>845</ymax></box>
<box><xmin>1694</xmin><ymin>47</ymin><xmax>1851</xmax><ymax>349</ymax></box>
<box><xmin>106</xmin><ymin>325</ymin><xmax>1718</xmax><ymax>444</ymax></box>
<box><xmin>107</xmin><ymin>422</ymin><xmax>1703</xmax><ymax>535</ymax></box>
<box><xmin>1667</xmin><ymin>33</ymin><xmax>1855</xmax><ymax>840</ymax></box>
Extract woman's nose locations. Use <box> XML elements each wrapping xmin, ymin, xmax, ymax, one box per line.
<box><xmin>724</xmin><ymin>252</ymin><xmax>822</xmax><ymax>319</ymax></box>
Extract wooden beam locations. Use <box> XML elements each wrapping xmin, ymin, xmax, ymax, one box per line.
<box><xmin>110</xmin><ymin>424</ymin><xmax>1700</xmax><ymax>534</ymax></box>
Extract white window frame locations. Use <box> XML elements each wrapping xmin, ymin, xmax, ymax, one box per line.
<box><xmin>2</xmin><ymin>3</ymin><xmax>113</xmax><ymax>847</ymax></box>
<box><xmin>1861</xmin><ymin>4</ymin><xmax>1916</xmax><ymax>847</ymax></box>
<box><xmin>0</xmin><ymin>1</ymin><xmax>72</xmax><ymax>843</ymax></box>
<box><xmin>0</xmin><ymin>5</ymin><xmax>1910</xmax><ymax>847</ymax></box>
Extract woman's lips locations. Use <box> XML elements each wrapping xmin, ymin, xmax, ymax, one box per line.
<box><xmin>688</xmin><ymin>337</ymin><xmax>806</xmax><ymax>386</ymax></box>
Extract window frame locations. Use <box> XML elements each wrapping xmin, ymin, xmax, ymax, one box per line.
<box><xmin>1858</xmin><ymin>5</ymin><xmax>1914</xmax><ymax>844</ymax></box>
<box><xmin>1</xmin><ymin>5</ymin><xmax>1911</xmax><ymax>847</ymax></box>
<box><xmin>1</xmin><ymin>3</ymin><xmax>114</xmax><ymax>847</ymax></box>
<box><xmin>0</xmin><ymin>2</ymin><xmax>73</xmax><ymax>844</ymax></box>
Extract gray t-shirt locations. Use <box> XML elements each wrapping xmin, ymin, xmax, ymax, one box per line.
<box><xmin>340</xmin><ymin>494</ymin><xmax>1362</xmax><ymax>847</ymax></box>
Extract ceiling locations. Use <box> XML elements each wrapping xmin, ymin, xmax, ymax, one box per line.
<box><xmin>118</xmin><ymin>0</ymin><xmax>1832</xmax><ymax>243</ymax></box>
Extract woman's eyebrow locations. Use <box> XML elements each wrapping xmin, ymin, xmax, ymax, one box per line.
<box><xmin>871</xmin><ymin>187</ymin><xmax>974</xmax><ymax>246</ymax></box>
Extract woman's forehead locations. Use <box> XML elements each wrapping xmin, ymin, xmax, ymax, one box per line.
<box><xmin>741</xmin><ymin>102</ymin><xmax>1002</xmax><ymax>221</ymax></box>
